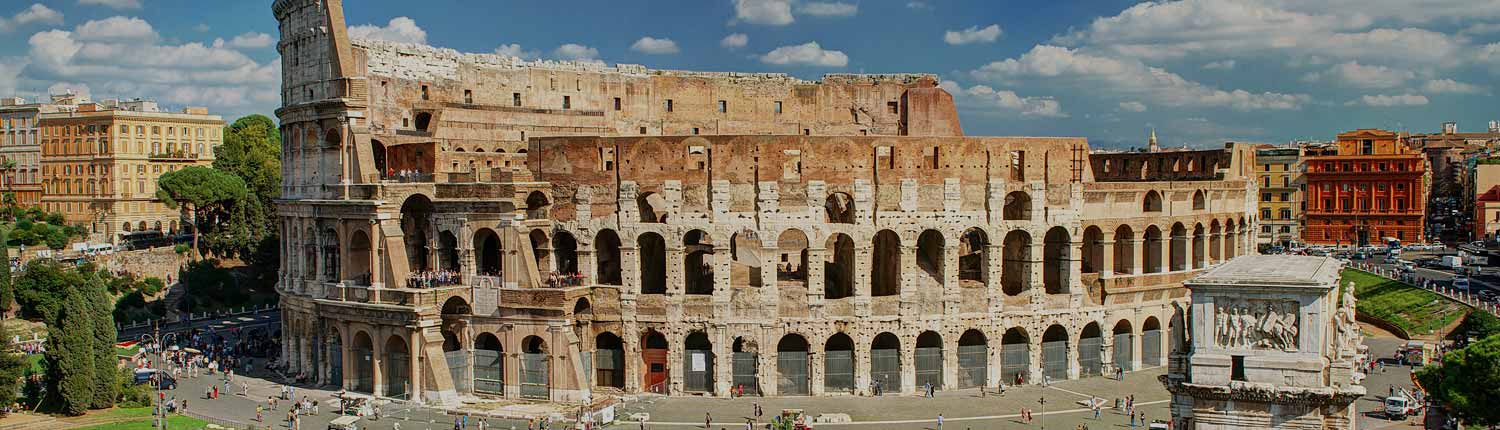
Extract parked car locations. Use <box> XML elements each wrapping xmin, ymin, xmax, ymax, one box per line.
<box><xmin>1453</xmin><ymin>276</ymin><xmax>1470</xmax><ymax>291</ymax></box>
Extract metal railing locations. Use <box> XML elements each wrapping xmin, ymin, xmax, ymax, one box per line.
<box><xmin>1349</xmin><ymin>262</ymin><xmax>1500</xmax><ymax>317</ymax></box>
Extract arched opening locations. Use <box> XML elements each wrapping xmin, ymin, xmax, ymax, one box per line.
<box><xmin>638</xmin><ymin>232</ymin><xmax>667</xmax><ymax>294</ymax></box>
<box><xmin>641</xmin><ymin>330</ymin><xmax>669</xmax><ymax>393</ymax></box>
<box><xmin>1142</xmin><ymin>190</ymin><xmax>1163</xmax><ymax>212</ymax></box>
<box><xmin>122</xmin><ymin>222</ymin><xmax>132</xmax><ymax>232</ymax></box>
<box><xmin>732</xmin><ymin>337</ymin><xmax>760</xmax><ymax>396</ymax></box>
<box><xmin>684</xmin><ymin>230</ymin><xmax>715</xmax><ymax>295</ymax></box>
<box><xmin>441</xmin><ymin>329</ymin><xmax>466</xmax><ymax>391</ymax></box>
<box><xmin>824</xmin><ymin>333</ymin><xmax>855</xmax><ymax>393</ymax></box>
<box><xmin>1113</xmin><ymin>320</ymin><xmax>1135</xmax><ymax>372</ymax></box>
<box><xmin>1143</xmin><ymin>226</ymin><xmax>1164</xmax><ymax>274</ymax></box>
<box><xmin>352</xmin><ymin>331</ymin><xmax>374</xmax><ymax>393</ymax></box>
<box><xmin>731</xmin><ymin>232</ymin><xmax>763</xmax><ymax>288</ymax></box>
<box><xmin>441</xmin><ymin>296</ymin><xmax>470</xmax><ymax>315</ymax></box>
<box><xmin>776</xmin><ymin>334</ymin><xmax>810</xmax><ymax>395</ymax></box>
<box><xmin>1209</xmin><ymin>221</ymin><xmax>1222</xmax><ymax>264</ymax></box>
<box><xmin>1079</xmin><ymin>323</ymin><xmax>1103</xmax><ymax>376</ymax></box>
<box><xmin>916</xmin><ymin>230</ymin><xmax>945</xmax><ymax>288</ymax></box>
<box><xmin>1082</xmin><ymin>226</ymin><xmax>1104</xmax><ymax>274</ymax></box>
<box><xmin>595</xmin><ymin>229</ymin><xmax>622</xmax><ymax>285</ymax></box>
<box><xmin>1112</xmin><ymin>226</ymin><xmax>1134</xmax><ymax>275</ymax></box>
<box><xmin>474</xmin><ymin>228</ymin><xmax>501</xmax><ymax>277</ymax></box>
<box><xmin>915</xmin><ymin>331</ymin><xmax>944</xmax><ymax>390</ymax></box>
<box><xmin>530</xmin><ymin>229</ymin><xmax>551</xmax><ymax>273</ymax></box>
<box><xmin>1224</xmin><ymin>219</ymin><xmax>1238</xmax><ymax>259</ymax></box>
<box><xmin>1170</xmin><ymin>222</ymin><xmax>1188</xmax><ymax>271</ymax></box>
<box><xmin>572</xmin><ymin>298</ymin><xmax>592</xmax><ymax>318</ymax></box>
<box><xmin>824</xmin><ymin>233</ymin><xmax>855</xmax><ymax>300</ymax></box>
<box><xmin>474</xmin><ymin>333</ymin><xmax>504</xmax><ymax>394</ymax></box>
<box><xmin>870</xmin><ymin>333</ymin><xmax>902</xmax><ymax>394</ymax></box>
<box><xmin>1192</xmin><ymin>190</ymin><xmax>1206</xmax><ymax>210</ymax></box>
<box><xmin>1003</xmin><ymin>191</ymin><xmax>1032</xmax><ymax>221</ymax></box>
<box><xmin>825</xmin><ymin>192</ymin><xmax>855</xmax><ymax>224</ymax></box>
<box><xmin>400</xmin><ymin>194</ymin><xmax>435</xmax><ymax>272</ymax></box>
<box><xmin>347</xmin><ymin>230</ymin><xmax>372</xmax><ymax>283</ymax></box>
<box><xmin>519</xmin><ymin>336</ymin><xmax>549</xmax><ymax>399</ymax></box>
<box><xmin>683</xmin><ymin>332</ymin><xmax>715</xmax><ymax>393</ymax></box>
<box><xmin>322</xmin><ymin>229</ymin><xmax>341</xmax><ymax>281</ymax></box>
<box><xmin>958</xmin><ymin>330</ymin><xmax>988</xmax><ymax>388</ymax></box>
<box><xmin>1192</xmin><ymin>223</ymin><xmax>1206</xmax><ymax>269</ymax></box>
<box><xmin>438</xmin><ymin>231</ymin><xmax>459</xmax><ymax>272</ymax></box>
<box><xmin>871</xmin><ymin>230</ymin><xmax>902</xmax><ymax>297</ymax></box>
<box><xmin>777</xmin><ymin>229</ymin><xmax>810</xmax><ymax>283</ymax></box>
<box><xmin>594</xmin><ymin>333</ymin><xmax>625</xmax><ymax>388</ymax></box>
<box><xmin>1002</xmin><ymin>230</ymin><xmax>1032</xmax><ymax>295</ymax></box>
<box><xmin>327</xmin><ymin>327</ymin><xmax>343</xmax><ymax>387</ymax></box>
<box><xmin>137</xmin><ymin>220</ymin><xmax>147</xmax><ymax>231</ymax></box>
<box><xmin>1142</xmin><ymin>316</ymin><xmax>1163</xmax><ymax>366</ymax></box>
<box><xmin>959</xmin><ymin>228</ymin><xmax>989</xmax><ymax>282</ymax></box>
<box><xmin>1043</xmin><ymin>227</ymin><xmax>1071</xmax><ymax>294</ymax></box>
<box><xmin>1001</xmin><ymin>328</ymin><xmax>1030</xmax><ymax>384</ymax></box>
<box><xmin>525</xmin><ymin>191</ymin><xmax>550</xmax><ymax>220</ymax></box>
<box><xmin>372</xmin><ymin>140</ymin><xmax>387</xmax><ymax>177</ymax></box>
<box><xmin>384</xmin><ymin>335</ymin><xmax>411</xmax><ymax>399</ymax></box>
<box><xmin>553</xmin><ymin>231</ymin><xmax>579</xmax><ymax>277</ymax></box>
<box><xmin>1041</xmin><ymin>325</ymin><xmax>1068</xmax><ymax>382</ymax></box>
<box><xmin>638</xmin><ymin>192</ymin><xmax>668</xmax><ymax>223</ymax></box>
<box><xmin>414</xmin><ymin>112</ymin><xmax>433</xmax><ymax>131</ymax></box>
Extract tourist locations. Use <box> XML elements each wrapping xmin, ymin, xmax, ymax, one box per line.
<box><xmin>937</xmin><ymin>413</ymin><xmax>944</xmax><ymax>430</ymax></box>
<box><xmin>705</xmin><ymin>412</ymin><xmax>712</xmax><ymax>429</ymax></box>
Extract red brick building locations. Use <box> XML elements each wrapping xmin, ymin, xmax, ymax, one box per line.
<box><xmin>1303</xmin><ymin>129</ymin><xmax>1427</xmax><ymax>246</ymax></box>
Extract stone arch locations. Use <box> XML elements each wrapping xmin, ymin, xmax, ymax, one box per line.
<box><xmin>1002</xmin><ymin>229</ymin><xmax>1032</xmax><ymax>296</ymax></box>
<box><xmin>1081</xmin><ymin>226</ymin><xmax>1104</xmax><ymax>274</ymax></box>
<box><xmin>641</xmin><ymin>329</ymin><xmax>670</xmax><ymax>392</ymax></box>
<box><xmin>384</xmin><ymin>334</ymin><xmax>411</xmax><ymax>399</ymax></box>
<box><xmin>1113</xmin><ymin>225</ymin><xmax>1135</xmax><ymax>275</ymax></box>
<box><xmin>530</xmin><ymin>229</ymin><xmax>551</xmax><ymax>273</ymax></box>
<box><xmin>824</xmin><ymin>332</ymin><xmax>856</xmax><ymax>393</ymax></box>
<box><xmin>1192</xmin><ymin>189</ymin><xmax>1206</xmax><ymax>210</ymax></box>
<box><xmin>1192</xmin><ymin>223</ymin><xmax>1206</xmax><ymax>269</ymax></box>
<box><xmin>1041</xmin><ymin>324</ymin><xmax>1069</xmax><ymax>381</ymax></box>
<box><xmin>731</xmin><ymin>231</ymin><xmax>763</xmax><ymax>287</ymax></box>
<box><xmin>959</xmin><ymin>227</ymin><xmax>989</xmax><ymax>282</ymax></box>
<box><xmin>776</xmin><ymin>333</ymin><xmax>811</xmax><ymax>395</ymax></box>
<box><xmin>1224</xmin><ymin>219</ymin><xmax>1238</xmax><ymax>259</ymax></box>
<box><xmin>1000</xmin><ymin>327</ymin><xmax>1030</xmax><ymax>384</ymax></box>
<box><xmin>1144</xmin><ymin>225</ymin><xmax>1164</xmax><ymax>274</ymax></box>
<box><xmin>1143</xmin><ymin>190</ymin><xmax>1163</xmax><ymax>212</ymax></box>
<box><xmin>871</xmin><ymin>230</ymin><xmax>902</xmax><ymax>297</ymax></box>
<box><xmin>1113</xmin><ymin>319</ymin><xmax>1135</xmax><ymax>371</ymax></box>
<box><xmin>594</xmin><ymin>332</ymin><xmax>625</xmax><ymax>388</ymax></box>
<box><xmin>441</xmin><ymin>330</ymin><xmax>461</xmax><ymax>352</ymax></box>
<box><xmin>1003</xmin><ymin>191</ymin><xmax>1032</xmax><ymax>221</ymax></box>
<box><xmin>957</xmin><ymin>329</ymin><xmax>988</xmax><ymax>388</ymax></box>
<box><xmin>683</xmin><ymin>331</ymin><xmax>715</xmax><ymax>393</ymax></box>
<box><xmin>525</xmin><ymin>191</ymin><xmax>551</xmax><ymax>220</ymax></box>
<box><xmin>441</xmin><ymin>296</ymin><xmax>470</xmax><ymax>315</ymax></box>
<box><xmin>438</xmin><ymin>230</ymin><xmax>459</xmax><ymax>272</ymax></box>
<box><xmin>474</xmin><ymin>333</ymin><xmax>504</xmax><ymax>394</ymax></box>
<box><xmin>1079</xmin><ymin>322</ymin><xmax>1103</xmax><ymax>376</ymax></box>
<box><xmin>777</xmin><ymin>228</ymin><xmax>810</xmax><ymax>283</ymax></box>
<box><xmin>638</xmin><ymin>232</ymin><xmax>667</xmax><ymax>294</ymax></box>
<box><xmin>324</xmin><ymin>127</ymin><xmax>341</xmax><ymax>146</ymax></box>
<box><xmin>595</xmin><ymin>229</ymin><xmax>622</xmax><ymax>285</ymax></box>
<box><xmin>400</xmin><ymin>194</ymin><xmax>435</xmax><ymax>272</ymax></box>
<box><xmin>519</xmin><ymin>335</ymin><xmax>550</xmax><ymax>398</ymax></box>
<box><xmin>553</xmin><ymin>230</ymin><xmax>579</xmax><ymax>276</ymax></box>
<box><xmin>637</xmin><ymin>191</ymin><xmax>668</xmax><ymax>223</ymax></box>
<box><xmin>915</xmin><ymin>331</ymin><xmax>944</xmax><ymax>390</ymax></box>
<box><xmin>1170</xmin><ymin>222</ymin><xmax>1188</xmax><ymax>271</ymax></box>
<box><xmin>684</xmin><ymin>229</ymin><xmax>715</xmax><ymax>295</ymax></box>
<box><xmin>824</xmin><ymin>233</ymin><xmax>855</xmax><ymax>299</ymax></box>
<box><xmin>474</xmin><ymin>228</ymin><xmax>502</xmax><ymax>276</ymax></box>
<box><xmin>1043</xmin><ymin>226</ymin><xmax>1071</xmax><ymax>294</ymax></box>
<box><xmin>371</xmin><ymin>139</ymin><xmax>387</xmax><ymax>176</ymax></box>
<box><xmin>870</xmin><ymin>332</ymin><xmax>902</xmax><ymax>393</ymax></box>
<box><xmin>825</xmin><ymin>192</ymin><xmax>855</xmax><ymax>224</ymax></box>
<box><xmin>351</xmin><ymin>331</ymin><xmax>374</xmax><ymax>393</ymax></box>
<box><xmin>916</xmin><ymin>229</ymin><xmax>945</xmax><ymax>287</ymax></box>
<box><xmin>1142</xmin><ymin>316</ymin><xmax>1164</xmax><ymax>366</ymax></box>
<box><xmin>1209</xmin><ymin>220</ymin><xmax>1223</xmax><ymax>263</ymax></box>
<box><xmin>348</xmin><ymin>229</ymin><xmax>372</xmax><ymax>283</ymax></box>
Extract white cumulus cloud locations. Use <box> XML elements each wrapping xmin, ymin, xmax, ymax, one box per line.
<box><xmin>720</xmin><ymin>33</ymin><xmax>748</xmax><ymax>50</ymax></box>
<box><xmin>1301</xmin><ymin>61</ymin><xmax>1414</xmax><ymax>89</ymax></box>
<box><xmin>494</xmin><ymin>43</ymin><xmax>538</xmax><ymax>59</ymax></box>
<box><xmin>554</xmin><ymin>43</ymin><xmax>600</xmax><ymax>61</ymax></box>
<box><xmin>944</xmin><ymin>25</ymin><xmax>1002</xmax><ymax>45</ymax></box>
<box><xmin>1119</xmin><ymin>101</ymin><xmax>1148</xmax><ymax>112</ymax></box>
<box><xmin>0</xmin><ymin>4</ymin><xmax>63</xmax><ymax>33</ymax></box>
<box><xmin>1202</xmin><ymin>60</ymin><xmax>1235</xmax><ymax>70</ymax></box>
<box><xmin>631</xmin><ymin>37</ymin><xmax>680</xmax><ymax>55</ymax></box>
<box><xmin>940</xmin><ymin>81</ymin><xmax>1067</xmax><ymax>118</ymax></box>
<box><xmin>75</xmin><ymin>16</ymin><xmax>156</xmax><ymax>42</ymax></box>
<box><xmin>224</xmin><ymin>32</ymin><xmax>273</xmax><ymax>49</ymax></box>
<box><xmin>733</xmin><ymin>0</ymin><xmax>794</xmax><ymax>26</ymax></box>
<box><xmin>798</xmin><ymin>2</ymin><xmax>858</xmax><ymax>17</ymax></box>
<box><xmin>78</xmin><ymin>0</ymin><xmax>141</xmax><ymax>9</ymax></box>
<box><xmin>1345</xmin><ymin>94</ymin><xmax>1429</xmax><ymax>107</ymax></box>
<box><xmin>759</xmin><ymin>42</ymin><xmax>847</xmax><ymax>67</ymax></box>
<box><xmin>348</xmin><ymin>17</ymin><xmax>426</xmax><ymax>44</ymax></box>
<box><xmin>1422</xmin><ymin>79</ymin><xmax>1485</xmax><ymax>94</ymax></box>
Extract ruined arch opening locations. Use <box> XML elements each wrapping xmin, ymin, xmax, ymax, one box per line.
<box><xmin>824</xmin><ymin>233</ymin><xmax>855</xmax><ymax>299</ymax></box>
<box><xmin>438</xmin><ymin>230</ymin><xmax>459</xmax><ymax>272</ymax></box>
<box><xmin>916</xmin><ymin>229</ymin><xmax>945</xmax><ymax>287</ymax></box>
<box><xmin>1003</xmin><ymin>191</ymin><xmax>1032</xmax><ymax>221</ymax></box>
<box><xmin>553</xmin><ymin>231</ymin><xmax>579</xmax><ymax>277</ymax></box>
<box><xmin>1043</xmin><ymin>226</ymin><xmax>1071</xmax><ymax>294</ymax></box>
<box><xmin>731</xmin><ymin>232</ymin><xmax>763</xmax><ymax>288</ymax></box>
<box><xmin>1143</xmin><ymin>190</ymin><xmax>1163</xmax><ymax>212</ymax></box>
<box><xmin>530</xmin><ymin>229</ymin><xmax>552</xmax><ymax>273</ymax></box>
<box><xmin>871</xmin><ymin>230</ymin><xmax>902</xmax><ymax>297</ymax></box>
<box><xmin>442</xmin><ymin>330</ymin><xmax>460</xmax><ymax>352</ymax></box>
<box><xmin>525</xmin><ymin>191</ymin><xmax>551</xmax><ymax>220</ymax></box>
<box><xmin>1192</xmin><ymin>190</ymin><xmax>1206</xmax><ymax>210</ymax></box>
<box><xmin>441</xmin><ymin>296</ymin><xmax>470</xmax><ymax>315</ymax></box>
<box><xmin>1081</xmin><ymin>226</ymin><xmax>1104</xmax><ymax>274</ymax></box>
<box><xmin>474</xmin><ymin>228</ymin><xmax>502</xmax><ymax>277</ymax></box>
<box><xmin>777</xmin><ymin>229</ymin><xmax>810</xmax><ymax>283</ymax></box>
<box><xmin>372</xmin><ymin>139</ymin><xmax>387</xmax><ymax>177</ymax></box>
<box><xmin>959</xmin><ymin>228</ymin><xmax>989</xmax><ymax>283</ymax></box>
<box><xmin>595</xmin><ymin>229</ymin><xmax>622</xmax><ymax>285</ymax></box>
<box><xmin>414</xmin><ymin>112</ymin><xmax>433</xmax><ymax>131</ymax></box>
<box><xmin>400</xmin><ymin>194</ymin><xmax>435</xmax><ymax>272</ymax></box>
<box><xmin>594</xmin><ymin>333</ymin><xmax>625</xmax><ymax>388</ymax></box>
<box><xmin>1002</xmin><ymin>230</ymin><xmax>1032</xmax><ymax>296</ymax></box>
<box><xmin>1170</xmin><ymin>223</ymin><xmax>1188</xmax><ymax>271</ymax></box>
<box><xmin>1143</xmin><ymin>226</ymin><xmax>1164</xmax><ymax>274</ymax></box>
<box><xmin>638</xmin><ymin>192</ymin><xmax>668</xmax><ymax>223</ymax></box>
<box><xmin>825</xmin><ymin>192</ymin><xmax>855</xmax><ymax>224</ymax></box>
<box><xmin>684</xmin><ymin>229</ymin><xmax>715</xmax><ymax>295</ymax></box>
<box><xmin>638</xmin><ymin>232</ymin><xmax>667</xmax><ymax>294</ymax></box>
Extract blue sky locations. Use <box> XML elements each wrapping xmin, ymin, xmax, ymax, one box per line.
<box><xmin>3</xmin><ymin>0</ymin><xmax>1499</xmax><ymax>149</ymax></box>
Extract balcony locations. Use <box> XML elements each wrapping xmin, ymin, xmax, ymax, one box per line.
<box><xmin>148</xmin><ymin>150</ymin><xmax>198</xmax><ymax>162</ymax></box>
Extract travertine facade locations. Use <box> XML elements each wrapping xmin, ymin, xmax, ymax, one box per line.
<box><xmin>272</xmin><ymin>0</ymin><xmax>1259</xmax><ymax>406</ymax></box>
<box><xmin>1163</xmin><ymin>255</ymin><xmax>1364</xmax><ymax>430</ymax></box>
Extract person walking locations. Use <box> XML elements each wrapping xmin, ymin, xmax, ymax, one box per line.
<box><xmin>705</xmin><ymin>412</ymin><xmax>712</xmax><ymax>429</ymax></box>
<box><xmin>937</xmin><ymin>413</ymin><xmax>944</xmax><ymax>430</ymax></box>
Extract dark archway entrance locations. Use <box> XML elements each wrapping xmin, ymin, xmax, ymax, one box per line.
<box><xmin>824</xmin><ymin>333</ymin><xmax>855</xmax><ymax>393</ymax></box>
<box><xmin>915</xmin><ymin>331</ymin><xmax>943</xmax><ymax>390</ymax></box>
<box><xmin>776</xmin><ymin>334</ymin><xmax>810</xmax><ymax>395</ymax></box>
<box><xmin>684</xmin><ymin>332</ymin><xmax>714</xmax><ymax>393</ymax></box>
<box><xmin>870</xmin><ymin>333</ymin><xmax>901</xmax><ymax>394</ymax></box>
<box><xmin>958</xmin><ymin>330</ymin><xmax>987</xmax><ymax>388</ymax></box>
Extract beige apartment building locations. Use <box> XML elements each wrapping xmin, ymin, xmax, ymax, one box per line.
<box><xmin>0</xmin><ymin>95</ymin><xmax>81</xmax><ymax>208</ymax></box>
<box><xmin>37</xmin><ymin>100</ymin><xmax>222</xmax><ymax>243</ymax></box>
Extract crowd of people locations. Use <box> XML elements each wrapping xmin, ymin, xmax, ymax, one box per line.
<box><xmin>384</xmin><ymin>168</ymin><xmax>430</xmax><ymax>183</ymax></box>
<box><xmin>407</xmin><ymin>270</ymin><xmax>462</xmax><ymax>288</ymax></box>
<box><xmin>544</xmin><ymin>272</ymin><xmax>584</xmax><ymax>288</ymax></box>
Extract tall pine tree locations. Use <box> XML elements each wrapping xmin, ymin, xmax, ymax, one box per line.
<box><xmin>43</xmin><ymin>285</ymin><xmax>95</xmax><ymax>415</ymax></box>
<box><xmin>0</xmin><ymin>227</ymin><xmax>12</xmax><ymax>316</ymax></box>
<box><xmin>86</xmin><ymin>274</ymin><xmax>116</xmax><ymax>408</ymax></box>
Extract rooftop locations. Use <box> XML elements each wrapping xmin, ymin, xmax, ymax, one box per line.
<box><xmin>1188</xmin><ymin>255</ymin><xmax>1342</xmax><ymax>288</ymax></box>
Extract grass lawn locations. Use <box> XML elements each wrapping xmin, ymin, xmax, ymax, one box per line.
<box><xmin>1342</xmin><ymin>268</ymin><xmax>1468</xmax><ymax>336</ymax></box>
<box><xmin>77</xmin><ymin>415</ymin><xmax>210</xmax><ymax>430</ymax></box>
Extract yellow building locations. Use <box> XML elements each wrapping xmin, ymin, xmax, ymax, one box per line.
<box><xmin>1255</xmin><ymin>146</ymin><xmax>1304</xmax><ymax>247</ymax></box>
<box><xmin>38</xmin><ymin>100</ymin><xmax>222</xmax><ymax>244</ymax></box>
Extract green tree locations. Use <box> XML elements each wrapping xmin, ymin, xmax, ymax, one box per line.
<box><xmin>1418</xmin><ymin>334</ymin><xmax>1500</xmax><ymax>426</ymax></box>
<box><xmin>43</xmin><ymin>285</ymin><xmax>95</xmax><ymax>415</ymax></box>
<box><xmin>209</xmin><ymin>115</ymin><xmax>282</xmax><ymax>260</ymax></box>
<box><xmin>1460</xmin><ymin>311</ymin><xmax>1500</xmax><ymax>340</ymax></box>
<box><xmin>84</xmin><ymin>276</ymin><xmax>116</xmax><ymax>408</ymax></box>
<box><xmin>155</xmin><ymin>166</ymin><xmax>248</xmax><ymax>255</ymax></box>
<box><xmin>0</xmin><ymin>227</ymin><xmax>12</xmax><ymax>316</ymax></box>
<box><xmin>0</xmin><ymin>324</ymin><xmax>29</xmax><ymax>413</ymax></box>
<box><xmin>12</xmin><ymin>260</ymin><xmax>76</xmax><ymax>321</ymax></box>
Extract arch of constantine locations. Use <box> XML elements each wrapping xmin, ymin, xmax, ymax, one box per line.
<box><xmin>271</xmin><ymin>0</ymin><xmax>1260</xmax><ymax>405</ymax></box>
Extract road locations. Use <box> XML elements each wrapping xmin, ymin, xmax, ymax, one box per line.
<box><xmin>119</xmin><ymin>308</ymin><xmax>281</xmax><ymax>342</ymax></box>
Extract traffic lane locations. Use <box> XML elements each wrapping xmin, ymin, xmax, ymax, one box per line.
<box><xmin>1355</xmin><ymin>336</ymin><xmax>1425</xmax><ymax>430</ymax></box>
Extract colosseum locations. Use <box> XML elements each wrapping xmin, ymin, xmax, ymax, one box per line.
<box><xmin>272</xmin><ymin>0</ymin><xmax>1260</xmax><ymax>406</ymax></box>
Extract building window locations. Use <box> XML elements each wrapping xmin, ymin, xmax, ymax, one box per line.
<box><xmin>1263</xmin><ymin>177</ymin><xmax>1270</xmax><ymax>187</ymax></box>
<box><xmin>639</xmin><ymin>127</ymin><xmax>647</xmax><ymax>134</ymax></box>
<box><xmin>1361</xmin><ymin>139</ymin><xmax>1373</xmax><ymax>155</ymax></box>
<box><xmin>513</xmin><ymin>93</ymin><xmax>522</xmax><ymax>107</ymax></box>
<box><xmin>1396</xmin><ymin>183</ymin><xmax>1405</xmax><ymax>190</ymax></box>
<box><xmin>613</xmin><ymin>97</ymin><xmax>621</xmax><ymax>111</ymax></box>
<box><xmin>717</xmin><ymin>100</ymin><xmax>727</xmax><ymax>113</ymax></box>
<box><xmin>1378</xmin><ymin>163</ymin><xmax>1387</xmax><ymax>171</ymax></box>
<box><xmin>665</xmin><ymin>99</ymin><xmax>674</xmax><ymax>112</ymax></box>
<box><xmin>802</xmin><ymin>128</ymin><xmax>811</xmax><ymax>136</ymax></box>
<box><xmin>464</xmin><ymin>90</ymin><xmax>473</xmax><ymax>104</ymax></box>
<box><xmin>1321</xmin><ymin>183</ymin><xmax>1331</xmax><ymax>192</ymax></box>
<box><xmin>1341</xmin><ymin>162</ymin><xmax>1351</xmax><ymax>171</ymax></box>
<box><xmin>1231</xmin><ymin>356</ymin><xmax>1246</xmax><ymax>381</ymax></box>
<box><xmin>1262</xmin><ymin>225</ymin><xmax>1272</xmax><ymax>233</ymax></box>
<box><xmin>1262</xmin><ymin>192</ymin><xmax>1271</xmax><ymax>202</ymax></box>
<box><xmin>562</xmin><ymin>96</ymin><xmax>571</xmax><ymax>110</ymax></box>
<box><xmin>1279</xmin><ymin>192</ymin><xmax>1289</xmax><ymax>201</ymax></box>
<box><xmin>887</xmin><ymin>101</ymin><xmax>899</xmax><ymax>114</ymax></box>
<box><xmin>1279</xmin><ymin>209</ymin><xmax>1291</xmax><ymax>219</ymax></box>
<box><xmin>421</xmin><ymin>85</ymin><xmax>429</xmax><ymax>100</ymax></box>
<box><xmin>691</xmin><ymin>128</ymin><xmax>699</xmax><ymax>135</ymax></box>
<box><xmin>774</xmin><ymin>101</ymin><xmax>783</xmax><ymax>114</ymax></box>
<box><xmin>1261</xmin><ymin>209</ymin><xmax>1271</xmax><ymax>219</ymax></box>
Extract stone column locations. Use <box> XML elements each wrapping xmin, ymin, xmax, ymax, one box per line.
<box><xmin>942</xmin><ymin>333</ymin><xmax>959</xmax><ymax>390</ymax></box>
<box><xmin>1027</xmin><ymin>334</ymin><xmax>1043</xmax><ymax>385</ymax></box>
<box><xmin>1028</xmin><ymin>241</ymin><xmax>1046</xmax><ymax>306</ymax></box>
<box><xmin>807</xmin><ymin>246</ymin><xmax>827</xmax><ymax>312</ymax></box>
<box><xmin>986</xmin><ymin>244</ymin><xmax>1003</xmax><ymax>314</ymax></box>
<box><xmin>577</xmin><ymin>248</ymin><xmax>595</xmax><ymax>285</ymax></box>
<box><xmin>759</xmin><ymin>339</ymin><xmax>777</xmax><ymax>396</ymax></box>
<box><xmin>762</xmin><ymin>242</ymin><xmax>781</xmax><ymax>314</ymax></box>
<box><xmin>943</xmin><ymin>244</ymin><xmax>960</xmax><ymax>315</ymax></box>
<box><xmin>409</xmin><ymin>330</ymin><xmax>424</xmax><ymax>403</ymax></box>
<box><xmin>371</xmin><ymin>331</ymin><xmax>386</xmax><ymax>397</ymax></box>
<box><xmin>1127</xmin><ymin>239</ymin><xmax>1144</xmax><ymax>275</ymax></box>
<box><xmin>854</xmin><ymin>335</ymin><xmax>871</xmax><ymax>395</ymax></box>
<box><xmin>621</xmin><ymin>246</ymin><xmax>641</xmax><ymax>296</ymax></box>
<box><xmin>810</xmin><ymin>339</ymin><xmax>826</xmax><ymax>396</ymax></box>
<box><xmin>1157</xmin><ymin>237</ymin><xmax>1170</xmax><ymax>273</ymax></box>
<box><xmin>667</xmin><ymin>334</ymin><xmax>684</xmax><ymax>396</ymax></box>
<box><xmin>712</xmin><ymin>245</ymin><xmax>732</xmax><ymax>316</ymax></box>
<box><xmin>713</xmin><ymin>324</ymin><xmax>731</xmax><ymax>397</ymax></box>
<box><xmin>1100</xmin><ymin>332</ymin><xmax>1115</xmax><ymax>377</ymax></box>
<box><xmin>899</xmin><ymin>244</ymin><xmax>918</xmax><ymax>316</ymax></box>
<box><xmin>1099</xmin><ymin>239</ymin><xmax>1116</xmax><ymax>277</ymax></box>
<box><xmin>1067</xmin><ymin>241</ymin><xmax>1083</xmax><ymax>297</ymax></box>
<box><xmin>1066</xmin><ymin>334</ymin><xmax>1080</xmax><ymax>380</ymax></box>
<box><xmin>623</xmin><ymin>322</ymin><xmax>642</xmax><ymax>393</ymax></box>
<box><xmin>1131</xmin><ymin>329</ymin><xmax>1144</xmax><ymax>370</ymax></box>
<box><xmin>855</xmin><ymin>245</ymin><xmax>872</xmax><ymax>317</ymax></box>
<box><xmin>899</xmin><ymin>338</ymin><xmax>916</xmax><ymax>395</ymax></box>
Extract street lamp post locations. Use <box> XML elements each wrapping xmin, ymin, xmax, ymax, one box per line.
<box><xmin>138</xmin><ymin>323</ymin><xmax>179</xmax><ymax>430</ymax></box>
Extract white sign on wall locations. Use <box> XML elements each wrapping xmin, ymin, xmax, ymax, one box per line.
<box><xmin>691</xmin><ymin>353</ymin><xmax>706</xmax><ymax>372</ymax></box>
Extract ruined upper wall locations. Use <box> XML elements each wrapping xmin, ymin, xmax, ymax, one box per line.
<box><xmin>1087</xmin><ymin>143</ymin><xmax>1257</xmax><ymax>182</ymax></box>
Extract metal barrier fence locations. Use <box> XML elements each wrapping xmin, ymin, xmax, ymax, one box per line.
<box><xmin>1348</xmin><ymin>263</ymin><xmax>1500</xmax><ymax>317</ymax></box>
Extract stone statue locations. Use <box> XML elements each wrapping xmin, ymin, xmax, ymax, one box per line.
<box><xmin>1214</xmin><ymin>298</ymin><xmax>1299</xmax><ymax>351</ymax></box>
